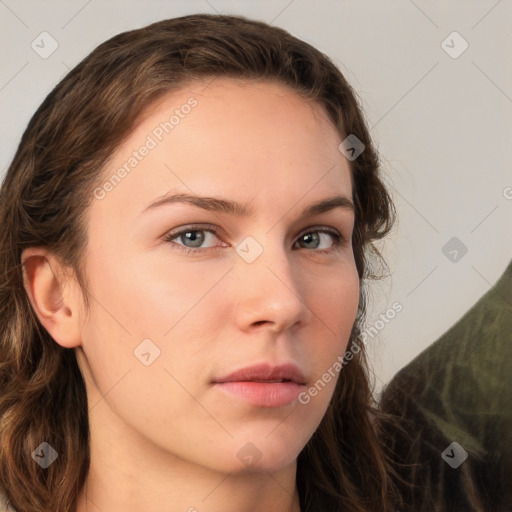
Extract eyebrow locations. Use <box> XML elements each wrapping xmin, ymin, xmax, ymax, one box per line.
<box><xmin>141</xmin><ymin>192</ymin><xmax>354</xmax><ymax>218</ymax></box>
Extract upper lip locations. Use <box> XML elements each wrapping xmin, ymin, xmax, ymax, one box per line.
<box><xmin>213</xmin><ymin>363</ymin><xmax>306</xmax><ymax>385</ymax></box>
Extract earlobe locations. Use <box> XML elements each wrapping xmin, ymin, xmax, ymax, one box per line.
<box><xmin>21</xmin><ymin>247</ymin><xmax>82</xmax><ymax>349</ymax></box>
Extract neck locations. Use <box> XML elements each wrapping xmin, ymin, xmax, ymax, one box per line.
<box><xmin>76</xmin><ymin>463</ymin><xmax>302</xmax><ymax>512</ymax></box>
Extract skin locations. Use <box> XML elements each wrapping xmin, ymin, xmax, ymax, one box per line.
<box><xmin>21</xmin><ymin>78</ymin><xmax>359</xmax><ymax>512</ymax></box>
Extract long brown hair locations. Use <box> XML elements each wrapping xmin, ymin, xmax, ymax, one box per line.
<box><xmin>0</xmin><ymin>13</ymin><xmax>402</xmax><ymax>512</ymax></box>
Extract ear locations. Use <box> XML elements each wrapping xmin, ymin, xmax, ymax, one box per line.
<box><xmin>21</xmin><ymin>247</ymin><xmax>83</xmax><ymax>348</ymax></box>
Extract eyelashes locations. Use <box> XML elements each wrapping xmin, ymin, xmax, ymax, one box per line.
<box><xmin>162</xmin><ymin>224</ymin><xmax>347</xmax><ymax>256</ymax></box>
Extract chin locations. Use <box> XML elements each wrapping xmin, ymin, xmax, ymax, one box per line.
<box><xmin>229</xmin><ymin>452</ymin><xmax>299</xmax><ymax>476</ymax></box>
<box><xmin>184</xmin><ymin>435</ymin><xmax>302</xmax><ymax>476</ymax></box>
<box><xmin>231</xmin><ymin>416</ymin><xmax>318</xmax><ymax>470</ymax></box>
<box><xmin>227</xmin><ymin>434</ymin><xmax>305</xmax><ymax>475</ymax></box>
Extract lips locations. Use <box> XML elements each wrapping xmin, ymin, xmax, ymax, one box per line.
<box><xmin>212</xmin><ymin>363</ymin><xmax>307</xmax><ymax>408</ymax></box>
<box><xmin>212</xmin><ymin>363</ymin><xmax>306</xmax><ymax>385</ymax></box>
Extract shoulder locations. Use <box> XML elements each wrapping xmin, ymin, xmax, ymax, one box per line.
<box><xmin>0</xmin><ymin>490</ymin><xmax>17</xmax><ymax>512</ymax></box>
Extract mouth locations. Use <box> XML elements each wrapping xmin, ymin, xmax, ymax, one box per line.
<box><xmin>212</xmin><ymin>363</ymin><xmax>307</xmax><ymax>408</ymax></box>
<box><xmin>249</xmin><ymin>379</ymin><xmax>292</xmax><ymax>383</ymax></box>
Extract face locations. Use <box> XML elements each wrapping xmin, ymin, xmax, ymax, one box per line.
<box><xmin>77</xmin><ymin>78</ymin><xmax>359</xmax><ymax>474</ymax></box>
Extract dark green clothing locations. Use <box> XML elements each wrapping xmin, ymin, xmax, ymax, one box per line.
<box><xmin>380</xmin><ymin>260</ymin><xmax>512</xmax><ymax>512</ymax></box>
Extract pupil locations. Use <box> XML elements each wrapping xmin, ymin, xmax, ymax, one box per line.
<box><xmin>183</xmin><ymin>231</ymin><xmax>204</xmax><ymax>248</ymax></box>
<box><xmin>303</xmin><ymin>232</ymin><xmax>319</xmax><ymax>248</ymax></box>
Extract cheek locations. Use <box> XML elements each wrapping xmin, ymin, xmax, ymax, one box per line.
<box><xmin>78</xmin><ymin>248</ymin><xmax>225</xmax><ymax>410</ymax></box>
<box><xmin>305</xmin><ymin>266</ymin><xmax>360</xmax><ymax>392</ymax></box>
<box><xmin>86</xmin><ymin>242</ymin><xmax>225</xmax><ymax>342</ymax></box>
<box><xmin>316</xmin><ymin>265</ymin><xmax>360</xmax><ymax>342</ymax></box>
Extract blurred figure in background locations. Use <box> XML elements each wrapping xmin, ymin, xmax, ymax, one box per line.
<box><xmin>379</xmin><ymin>259</ymin><xmax>512</xmax><ymax>511</ymax></box>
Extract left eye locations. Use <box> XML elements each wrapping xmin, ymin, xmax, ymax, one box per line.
<box><xmin>163</xmin><ymin>226</ymin><xmax>343</xmax><ymax>254</ymax></box>
<box><xmin>295</xmin><ymin>230</ymin><xmax>342</xmax><ymax>251</ymax></box>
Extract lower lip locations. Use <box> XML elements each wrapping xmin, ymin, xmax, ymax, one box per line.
<box><xmin>213</xmin><ymin>381</ymin><xmax>304</xmax><ymax>407</ymax></box>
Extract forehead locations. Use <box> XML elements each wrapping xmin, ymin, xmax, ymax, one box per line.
<box><xmin>89</xmin><ymin>78</ymin><xmax>351</xmax><ymax>227</ymax></box>
<box><xmin>138</xmin><ymin>77</ymin><xmax>342</xmax><ymax>154</ymax></box>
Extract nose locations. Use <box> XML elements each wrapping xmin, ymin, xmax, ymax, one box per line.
<box><xmin>233</xmin><ymin>236</ymin><xmax>313</xmax><ymax>334</ymax></box>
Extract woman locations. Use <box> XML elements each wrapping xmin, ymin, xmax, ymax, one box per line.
<box><xmin>0</xmin><ymin>13</ymin><xmax>403</xmax><ymax>512</ymax></box>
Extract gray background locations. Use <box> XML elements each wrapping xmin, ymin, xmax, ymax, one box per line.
<box><xmin>1</xmin><ymin>0</ymin><xmax>511</xmax><ymax>393</ymax></box>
